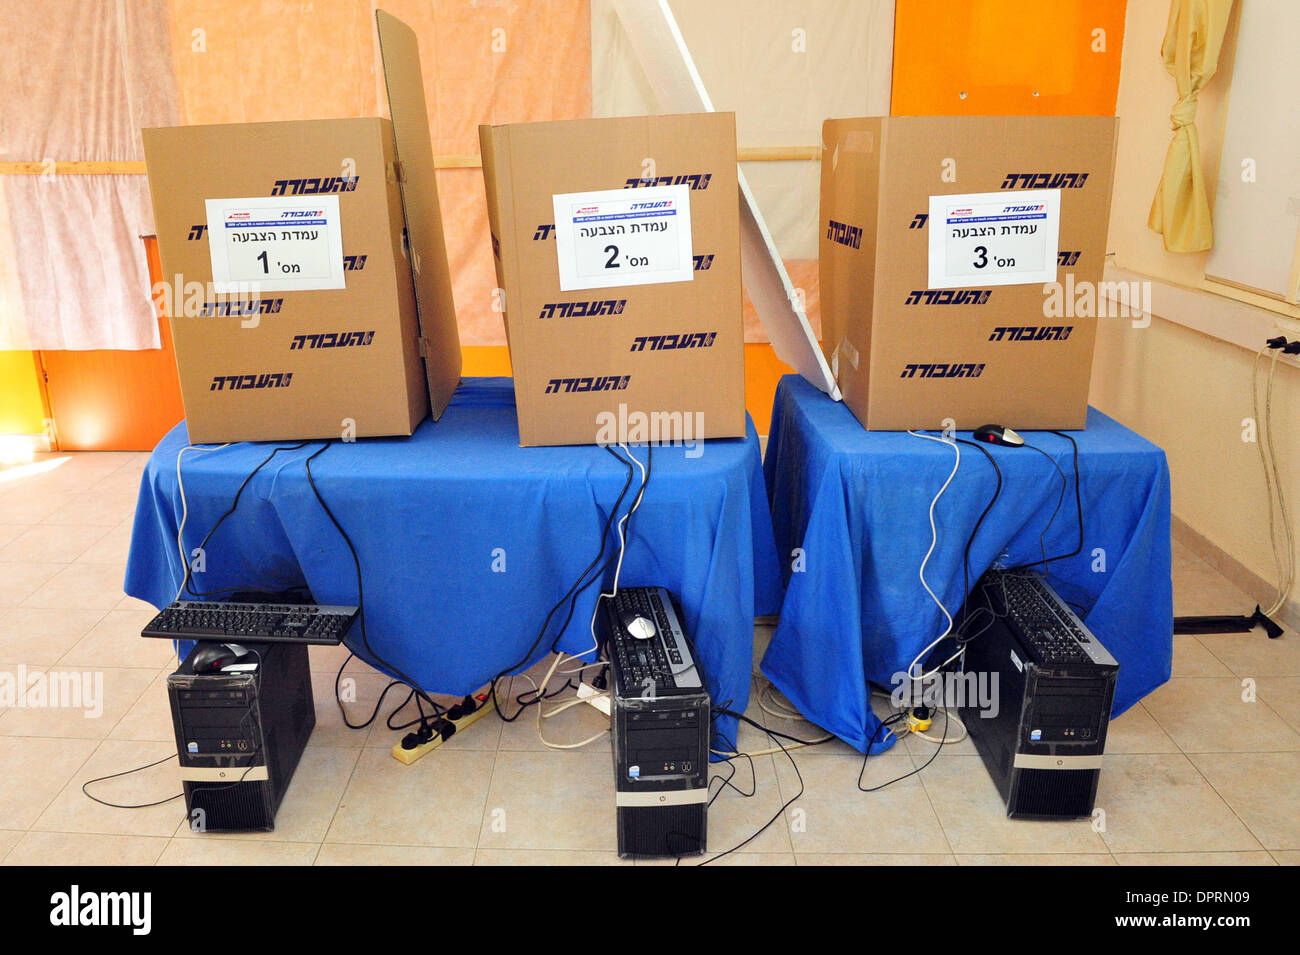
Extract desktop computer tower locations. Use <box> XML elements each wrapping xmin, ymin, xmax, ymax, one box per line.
<box><xmin>957</xmin><ymin>571</ymin><xmax>1119</xmax><ymax>819</ymax></box>
<box><xmin>602</xmin><ymin>586</ymin><xmax>710</xmax><ymax>858</ymax></box>
<box><xmin>167</xmin><ymin>641</ymin><xmax>315</xmax><ymax>831</ymax></box>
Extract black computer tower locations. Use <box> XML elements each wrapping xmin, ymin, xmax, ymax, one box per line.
<box><xmin>602</xmin><ymin>590</ymin><xmax>710</xmax><ymax>858</ymax></box>
<box><xmin>167</xmin><ymin>641</ymin><xmax>315</xmax><ymax>831</ymax></box>
<box><xmin>957</xmin><ymin>572</ymin><xmax>1119</xmax><ymax>819</ymax></box>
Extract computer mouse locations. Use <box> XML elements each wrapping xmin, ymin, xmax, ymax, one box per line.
<box><xmin>620</xmin><ymin>611</ymin><xmax>657</xmax><ymax>640</ymax></box>
<box><xmin>973</xmin><ymin>424</ymin><xmax>1025</xmax><ymax>447</ymax></box>
<box><xmin>192</xmin><ymin>643</ymin><xmax>247</xmax><ymax>673</ymax></box>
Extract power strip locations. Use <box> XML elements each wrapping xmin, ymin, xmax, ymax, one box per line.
<box><xmin>391</xmin><ymin>693</ymin><xmax>495</xmax><ymax>765</ymax></box>
<box><xmin>577</xmin><ymin>681</ymin><xmax>612</xmax><ymax>718</ymax></box>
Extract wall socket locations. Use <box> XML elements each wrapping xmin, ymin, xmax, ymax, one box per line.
<box><xmin>1275</xmin><ymin>316</ymin><xmax>1300</xmax><ymax>340</ymax></box>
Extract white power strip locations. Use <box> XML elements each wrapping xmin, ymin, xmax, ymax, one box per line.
<box><xmin>577</xmin><ymin>681</ymin><xmax>612</xmax><ymax>718</ymax></box>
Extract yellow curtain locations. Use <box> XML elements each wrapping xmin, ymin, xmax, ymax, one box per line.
<box><xmin>1148</xmin><ymin>0</ymin><xmax>1235</xmax><ymax>253</ymax></box>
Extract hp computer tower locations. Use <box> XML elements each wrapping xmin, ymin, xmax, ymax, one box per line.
<box><xmin>167</xmin><ymin>641</ymin><xmax>315</xmax><ymax>831</ymax></box>
<box><xmin>957</xmin><ymin>571</ymin><xmax>1119</xmax><ymax>819</ymax></box>
<box><xmin>602</xmin><ymin>587</ymin><xmax>710</xmax><ymax>858</ymax></box>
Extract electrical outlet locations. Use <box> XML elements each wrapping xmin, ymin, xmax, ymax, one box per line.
<box><xmin>577</xmin><ymin>682</ymin><xmax>611</xmax><ymax>718</ymax></box>
<box><xmin>1275</xmin><ymin>316</ymin><xmax>1300</xmax><ymax>339</ymax></box>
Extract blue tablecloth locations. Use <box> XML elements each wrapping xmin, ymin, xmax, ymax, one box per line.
<box><xmin>761</xmin><ymin>375</ymin><xmax>1173</xmax><ymax>753</ymax></box>
<box><xmin>125</xmin><ymin>377</ymin><xmax>783</xmax><ymax>747</ymax></box>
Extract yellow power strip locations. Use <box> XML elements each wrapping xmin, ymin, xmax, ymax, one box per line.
<box><xmin>391</xmin><ymin>694</ymin><xmax>496</xmax><ymax>765</ymax></box>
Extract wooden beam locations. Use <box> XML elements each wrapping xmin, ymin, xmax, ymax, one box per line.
<box><xmin>0</xmin><ymin>149</ymin><xmax>822</xmax><ymax>177</ymax></box>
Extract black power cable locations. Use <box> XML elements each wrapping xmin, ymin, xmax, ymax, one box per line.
<box><xmin>180</xmin><ymin>442</ymin><xmax>313</xmax><ymax>599</ymax></box>
<box><xmin>303</xmin><ymin>442</ymin><xmax>446</xmax><ymax>721</ymax></box>
<box><xmin>490</xmin><ymin>444</ymin><xmax>652</xmax><ymax>722</ymax></box>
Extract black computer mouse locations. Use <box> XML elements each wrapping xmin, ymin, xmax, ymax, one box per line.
<box><xmin>192</xmin><ymin>643</ymin><xmax>247</xmax><ymax>673</ymax></box>
<box><xmin>973</xmin><ymin>423</ymin><xmax>1025</xmax><ymax>447</ymax></box>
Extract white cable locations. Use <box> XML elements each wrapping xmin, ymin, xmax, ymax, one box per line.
<box><xmin>1252</xmin><ymin>347</ymin><xmax>1295</xmax><ymax>618</ymax></box>
<box><xmin>1262</xmin><ymin>348</ymin><xmax>1295</xmax><ymax>616</ymax></box>
<box><xmin>530</xmin><ymin>651</ymin><xmax>610</xmax><ymax>750</ymax></box>
<box><xmin>174</xmin><ymin>442</ymin><xmax>230</xmax><ymax>600</ymax></box>
<box><xmin>903</xmin><ymin>431</ymin><xmax>964</xmax><ymax>682</ymax></box>
<box><xmin>577</xmin><ymin>443</ymin><xmax>649</xmax><ymax>661</ymax></box>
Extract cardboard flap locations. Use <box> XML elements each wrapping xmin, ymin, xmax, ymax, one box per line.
<box><xmin>376</xmin><ymin>9</ymin><xmax>461</xmax><ymax>420</ymax></box>
<box><xmin>609</xmin><ymin>0</ymin><xmax>839</xmax><ymax>401</ymax></box>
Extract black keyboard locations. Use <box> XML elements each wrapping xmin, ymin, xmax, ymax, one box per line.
<box><xmin>995</xmin><ymin>574</ymin><xmax>1092</xmax><ymax>665</ymax></box>
<box><xmin>142</xmin><ymin>600</ymin><xmax>358</xmax><ymax>645</ymax></box>
<box><xmin>605</xmin><ymin>586</ymin><xmax>702</xmax><ymax>695</ymax></box>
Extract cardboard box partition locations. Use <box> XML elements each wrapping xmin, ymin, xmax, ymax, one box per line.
<box><xmin>141</xmin><ymin>10</ymin><xmax>460</xmax><ymax>445</ymax></box>
<box><xmin>819</xmin><ymin>115</ymin><xmax>1119</xmax><ymax>432</ymax></box>
<box><xmin>479</xmin><ymin>112</ymin><xmax>746</xmax><ymax>447</ymax></box>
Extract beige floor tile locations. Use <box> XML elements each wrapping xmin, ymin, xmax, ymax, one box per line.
<box><xmin>75</xmin><ymin>520</ymin><xmax>136</xmax><ymax>565</ymax></box>
<box><xmin>956</xmin><ymin>853</ymin><xmax>1116</xmax><ymax>865</ymax></box>
<box><xmin>1104</xmin><ymin>702</ymin><xmax>1180</xmax><ymax>754</ymax></box>
<box><xmin>0</xmin><ymin>523</ymin><xmax>113</xmax><ymax>564</ymax></box>
<box><xmin>0</xmin><ymin>736</ymin><xmax>99</xmax><ymax>829</ymax></box>
<box><xmin>59</xmin><ymin>610</ymin><xmax>174</xmax><ymax>669</ymax></box>
<box><xmin>157</xmin><ymin>838</ymin><xmax>319</xmax><ymax>865</ymax></box>
<box><xmin>326</xmin><ymin>747</ymin><xmax>494</xmax><ymax>847</ymax></box>
<box><xmin>1189</xmin><ymin>751</ymin><xmax>1300</xmax><ymax>851</ymax></box>
<box><xmin>33</xmin><ymin>739</ymin><xmax>185</xmax><ymax>837</ymax></box>
<box><xmin>3</xmin><ymin>830</ymin><xmax>168</xmax><ymax>866</ymax></box>
<box><xmin>1258</xmin><ymin>677</ymin><xmax>1300</xmax><ymax>732</ymax></box>
<box><xmin>477</xmin><ymin>749</ymin><xmax>616</xmax><ymax>852</ymax></box>
<box><xmin>773</xmin><ymin>749</ymin><xmax>949</xmax><ymax>854</ymax></box>
<box><xmin>0</xmin><ymin>563</ymin><xmax>65</xmax><ymax>609</ymax></box>
<box><xmin>1172</xmin><ymin>635</ymin><xmax>1235</xmax><ymax>678</ymax></box>
<box><xmin>0</xmin><ymin>829</ymin><xmax>22</xmax><ymax>860</ymax></box>
<box><xmin>795</xmin><ymin>852</ymin><xmax>957</xmax><ymax>865</ymax></box>
<box><xmin>1094</xmin><ymin>753</ymin><xmax>1262</xmax><ymax>853</ymax></box>
<box><xmin>1193</xmin><ymin>631</ymin><xmax>1300</xmax><ymax>678</ymax></box>
<box><xmin>917</xmin><ymin>753</ymin><xmax>1108</xmax><ymax>854</ymax></box>
<box><xmin>312</xmin><ymin>667</ymin><xmax>404</xmax><ymax>750</ymax></box>
<box><xmin>109</xmin><ymin>668</ymin><xmax>177</xmax><ymax>742</ymax></box>
<box><xmin>308</xmin><ymin>642</ymin><xmax>355</xmax><ymax>674</ymax></box>
<box><xmin>0</xmin><ymin>526</ymin><xmax>24</xmax><ymax>550</ymax></box>
<box><xmin>0</xmin><ymin>666</ymin><xmax>156</xmax><ymax>740</ymax></box>
<box><xmin>475</xmin><ymin>848</ymin><xmax>630</xmax><ymax>865</ymax></box>
<box><xmin>317</xmin><ymin>843</ymin><xmax>475</xmax><ymax>865</ymax></box>
<box><xmin>42</xmin><ymin>490</ymin><xmax>137</xmax><ymax>526</ymax></box>
<box><xmin>0</xmin><ymin>489</ymin><xmax>69</xmax><ymax>525</ymax></box>
<box><xmin>1143</xmin><ymin>678</ymin><xmax>1300</xmax><ymax>752</ymax></box>
<box><xmin>495</xmin><ymin>680</ymin><xmax>611</xmax><ymax>754</ymax></box>
<box><xmin>21</xmin><ymin>562</ymin><xmax>129</xmax><ymax>611</ymax></box>
<box><xmin>0</xmin><ymin>608</ymin><xmax>108</xmax><ymax>666</ymax></box>
<box><xmin>173</xmin><ymin>744</ymin><xmax>359</xmax><ymax>843</ymax></box>
<box><xmin>1172</xmin><ymin>544</ymin><xmax>1258</xmax><ymax>618</ymax></box>
<box><xmin>707</xmin><ymin>753</ymin><xmax>795</xmax><ymax>856</ymax></box>
<box><xmin>1272</xmin><ymin>851</ymin><xmax>1300</xmax><ymax>865</ymax></box>
<box><xmin>116</xmin><ymin>595</ymin><xmax>158</xmax><ymax>613</ymax></box>
<box><xmin>1113</xmin><ymin>851</ymin><xmax>1277</xmax><ymax>866</ymax></box>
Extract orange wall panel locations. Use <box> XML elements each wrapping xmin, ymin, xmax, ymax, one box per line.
<box><xmin>38</xmin><ymin>237</ymin><xmax>186</xmax><ymax>450</ymax></box>
<box><xmin>892</xmin><ymin>0</ymin><xmax>1127</xmax><ymax>117</ymax></box>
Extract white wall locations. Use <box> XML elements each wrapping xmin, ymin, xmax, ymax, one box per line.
<box><xmin>1094</xmin><ymin>0</ymin><xmax>1299</xmax><ymax>620</ymax></box>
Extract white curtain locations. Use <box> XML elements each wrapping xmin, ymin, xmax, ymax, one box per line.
<box><xmin>0</xmin><ymin>0</ymin><xmax>179</xmax><ymax>350</ymax></box>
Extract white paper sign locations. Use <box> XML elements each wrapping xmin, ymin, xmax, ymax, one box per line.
<box><xmin>205</xmin><ymin>195</ymin><xmax>346</xmax><ymax>293</ymax></box>
<box><xmin>928</xmin><ymin>189</ymin><xmax>1060</xmax><ymax>289</ymax></box>
<box><xmin>552</xmin><ymin>184</ymin><xmax>694</xmax><ymax>292</ymax></box>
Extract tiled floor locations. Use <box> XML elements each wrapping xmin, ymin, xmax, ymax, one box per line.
<box><xmin>0</xmin><ymin>450</ymin><xmax>1297</xmax><ymax>866</ymax></box>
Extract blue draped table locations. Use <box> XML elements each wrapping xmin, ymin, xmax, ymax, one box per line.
<box><xmin>125</xmin><ymin>377</ymin><xmax>783</xmax><ymax>747</ymax></box>
<box><xmin>761</xmin><ymin>375</ymin><xmax>1173</xmax><ymax>753</ymax></box>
